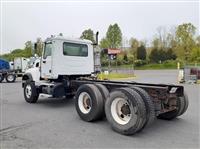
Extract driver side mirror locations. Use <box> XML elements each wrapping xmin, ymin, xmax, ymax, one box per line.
<box><xmin>36</xmin><ymin>62</ymin><xmax>40</xmax><ymax>67</ymax></box>
<box><xmin>32</xmin><ymin>43</ymin><xmax>37</xmax><ymax>54</ymax></box>
<box><xmin>34</xmin><ymin>43</ymin><xmax>37</xmax><ymax>51</ymax></box>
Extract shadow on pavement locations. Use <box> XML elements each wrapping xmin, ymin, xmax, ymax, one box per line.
<box><xmin>36</xmin><ymin>97</ymin><xmax>75</xmax><ymax>108</ymax></box>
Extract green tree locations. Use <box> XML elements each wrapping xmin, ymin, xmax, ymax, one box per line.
<box><xmin>190</xmin><ymin>46</ymin><xmax>200</xmax><ymax>62</ymax></box>
<box><xmin>156</xmin><ymin>26</ymin><xmax>168</xmax><ymax>49</ymax></box>
<box><xmin>166</xmin><ymin>48</ymin><xmax>177</xmax><ymax>60</ymax></box>
<box><xmin>116</xmin><ymin>54</ymin><xmax>124</xmax><ymax>65</ymax></box>
<box><xmin>149</xmin><ymin>48</ymin><xmax>159</xmax><ymax>63</ymax></box>
<box><xmin>123</xmin><ymin>53</ymin><xmax>128</xmax><ymax>63</ymax></box>
<box><xmin>129</xmin><ymin>38</ymin><xmax>139</xmax><ymax>58</ymax></box>
<box><xmin>100</xmin><ymin>38</ymin><xmax>110</xmax><ymax>49</ymax></box>
<box><xmin>196</xmin><ymin>36</ymin><xmax>200</xmax><ymax>46</ymax></box>
<box><xmin>105</xmin><ymin>23</ymin><xmax>122</xmax><ymax>48</ymax></box>
<box><xmin>149</xmin><ymin>48</ymin><xmax>176</xmax><ymax>63</ymax></box>
<box><xmin>35</xmin><ymin>38</ymin><xmax>43</xmax><ymax>56</ymax></box>
<box><xmin>24</xmin><ymin>41</ymin><xmax>33</xmax><ymax>57</ymax></box>
<box><xmin>166</xmin><ymin>27</ymin><xmax>177</xmax><ymax>49</ymax></box>
<box><xmin>80</xmin><ymin>28</ymin><xmax>95</xmax><ymax>43</ymax></box>
<box><xmin>130</xmin><ymin>38</ymin><xmax>139</xmax><ymax>51</ymax></box>
<box><xmin>11</xmin><ymin>49</ymin><xmax>23</xmax><ymax>54</ymax></box>
<box><xmin>137</xmin><ymin>45</ymin><xmax>146</xmax><ymax>60</ymax></box>
<box><xmin>175</xmin><ymin>23</ymin><xmax>196</xmax><ymax>61</ymax></box>
<box><xmin>152</xmin><ymin>38</ymin><xmax>161</xmax><ymax>49</ymax></box>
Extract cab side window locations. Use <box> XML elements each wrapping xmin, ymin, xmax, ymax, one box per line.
<box><xmin>43</xmin><ymin>43</ymin><xmax>52</xmax><ymax>59</ymax></box>
<box><xmin>35</xmin><ymin>62</ymin><xmax>40</xmax><ymax>68</ymax></box>
<box><xmin>63</xmin><ymin>42</ymin><xmax>88</xmax><ymax>57</ymax></box>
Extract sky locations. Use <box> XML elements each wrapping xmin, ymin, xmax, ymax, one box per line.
<box><xmin>1</xmin><ymin>0</ymin><xmax>199</xmax><ymax>53</ymax></box>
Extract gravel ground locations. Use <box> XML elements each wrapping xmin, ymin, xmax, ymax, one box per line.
<box><xmin>0</xmin><ymin>70</ymin><xmax>199</xmax><ymax>149</ymax></box>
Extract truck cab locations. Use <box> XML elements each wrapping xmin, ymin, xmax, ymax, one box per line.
<box><xmin>23</xmin><ymin>35</ymin><xmax>96</xmax><ymax>83</ymax></box>
<box><xmin>22</xmin><ymin>34</ymin><xmax>99</xmax><ymax>102</ymax></box>
<box><xmin>41</xmin><ymin>36</ymin><xmax>94</xmax><ymax>79</ymax></box>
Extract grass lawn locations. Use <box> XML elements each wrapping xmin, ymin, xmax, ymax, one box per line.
<box><xmin>104</xmin><ymin>61</ymin><xmax>200</xmax><ymax>70</ymax></box>
<box><xmin>97</xmin><ymin>72</ymin><xmax>135</xmax><ymax>80</ymax></box>
<box><xmin>104</xmin><ymin>61</ymin><xmax>179</xmax><ymax>70</ymax></box>
<box><xmin>135</xmin><ymin>63</ymin><xmax>177</xmax><ymax>70</ymax></box>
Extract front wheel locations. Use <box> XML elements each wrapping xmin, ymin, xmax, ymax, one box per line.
<box><xmin>6</xmin><ymin>74</ymin><xmax>16</xmax><ymax>83</ymax></box>
<box><xmin>0</xmin><ymin>74</ymin><xmax>4</xmax><ymax>83</ymax></box>
<box><xmin>24</xmin><ymin>81</ymin><xmax>39</xmax><ymax>103</ymax></box>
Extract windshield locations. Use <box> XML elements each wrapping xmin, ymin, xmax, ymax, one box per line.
<box><xmin>27</xmin><ymin>57</ymin><xmax>40</xmax><ymax>69</ymax></box>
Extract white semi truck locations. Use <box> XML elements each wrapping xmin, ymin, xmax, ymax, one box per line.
<box><xmin>22</xmin><ymin>33</ymin><xmax>189</xmax><ymax>135</ymax></box>
<box><xmin>13</xmin><ymin>57</ymin><xmax>29</xmax><ymax>76</ymax></box>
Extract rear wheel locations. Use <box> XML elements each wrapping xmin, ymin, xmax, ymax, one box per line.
<box><xmin>105</xmin><ymin>87</ymin><xmax>146</xmax><ymax>135</ymax></box>
<box><xmin>178</xmin><ymin>92</ymin><xmax>189</xmax><ymax>116</ymax></box>
<box><xmin>157</xmin><ymin>95</ymin><xmax>185</xmax><ymax>120</ymax></box>
<box><xmin>131</xmin><ymin>87</ymin><xmax>155</xmax><ymax>131</ymax></box>
<box><xmin>75</xmin><ymin>84</ymin><xmax>104</xmax><ymax>122</ymax></box>
<box><xmin>6</xmin><ymin>74</ymin><xmax>16</xmax><ymax>83</ymax></box>
<box><xmin>95</xmin><ymin>84</ymin><xmax>109</xmax><ymax>118</ymax></box>
<box><xmin>24</xmin><ymin>81</ymin><xmax>39</xmax><ymax>103</ymax></box>
<box><xmin>95</xmin><ymin>84</ymin><xmax>109</xmax><ymax>102</ymax></box>
<box><xmin>0</xmin><ymin>74</ymin><xmax>4</xmax><ymax>83</ymax></box>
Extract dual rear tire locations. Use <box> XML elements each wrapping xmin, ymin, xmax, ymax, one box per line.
<box><xmin>105</xmin><ymin>88</ymin><xmax>148</xmax><ymax>135</ymax></box>
<box><xmin>75</xmin><ymin>84</ymin><xmax>105</xmax><ymax>122</ymax></box>
<box><xmin>75</xmin><ymin>84</ymin><xmax>155</xmax><ymax>135</ymax></box>
<box><xmin>157</xmin><ymin>92</ymin><xmax>189</xmax><ymax>120</ymax></box>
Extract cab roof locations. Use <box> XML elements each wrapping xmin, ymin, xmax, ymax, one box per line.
<box><xmin>45</xmin><ymin>35</ymin><xmax>93</xmax><ymax>44</ymax></box>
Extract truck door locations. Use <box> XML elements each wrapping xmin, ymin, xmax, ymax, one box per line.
<box><xmin>41</xmin><ymin>42</ymin><xmax>52</xmax><ymax>78</ymax></box>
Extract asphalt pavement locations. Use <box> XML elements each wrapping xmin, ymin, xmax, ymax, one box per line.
<box><xmin>0</xmin><ymin>70</ymin><xmax>199</xmax><ymax>148</ymax></box>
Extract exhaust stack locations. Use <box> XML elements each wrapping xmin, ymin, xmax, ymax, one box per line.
<box><xmin>93</xmin><ymin>31</ymin><xmax>99</xmax><ymax>46</ymax></box>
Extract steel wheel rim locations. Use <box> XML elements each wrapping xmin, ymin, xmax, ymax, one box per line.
<box><xmin>25</xmin><ymin>84</ymin><xmax>32</xmax><ymax>98</ymax></box>
<box><xmin>78</xmin><ymin>92</ymin><xmax>92</xmax><ymax>114</ymax></box>
<box><xmin>111</xmin><ymin>97</ymin><xmax>137</xmax><ymax>125</ymax></box>
<box><xmin>7</xmin><ymin>75</ymin><xmax>14</xmax><ymax>81</ymax></box>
